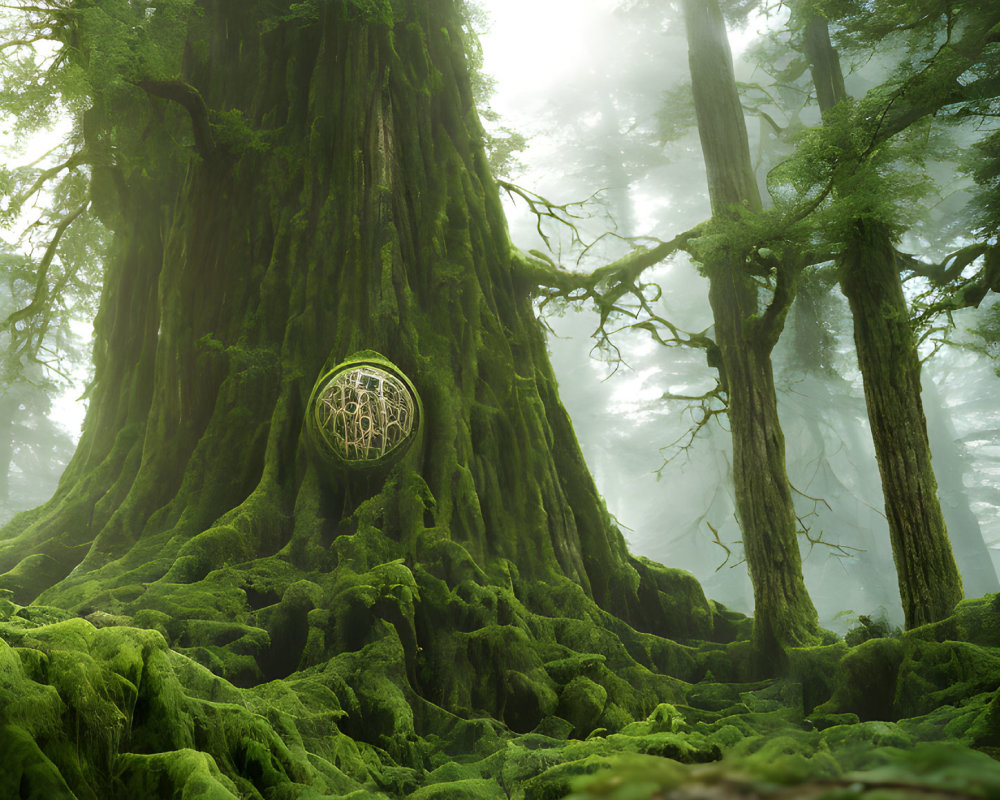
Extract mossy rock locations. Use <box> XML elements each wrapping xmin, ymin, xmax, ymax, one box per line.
<box><xmin>894</xmin><ymin>638</ymin><xmax>1000</xmax><ymax>718</ymax></box>
<box><xmin>706</xmin><ymin>600</ymin><xmax>754</xmax><ymax>643</ymax></box>
<box><xmin>908</xmin><ymin>593</ymin><xmax>1000</xmax><ymax>647</ymax></box>
<box><xmin>686</xmin><ymin>681</ymin><xmax>744</xmax><ymax>712</ymax></box>
<box><xmin>788</xmin><ymin>641</ymin><xmax>848</xmax><ymax>714</ymax></box>
<box><xmin>409</xmin><ymin>777</ymin><xmax>508</xmax><ymax>799</ymax></box>
<box><xmin>629</xmin><ymin>556</ymin><xmax>714</xmax><ymax>642</ymax></box>
<box><xmin>0</xmin><ymin>724</ymin><xmax>77</xmax><ymax>800</ymax></box>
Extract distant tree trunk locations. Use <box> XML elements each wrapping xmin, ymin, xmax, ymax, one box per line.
<box><xmin>0</xmin><ymin>394</ymin><xmax>13</xmax><ymax>503</ymax></box>
<box><xmin>682</xmin><ymin>0</ymin><xmax>819</xmax><ymax>661</ymax></box>
<box><xmin>802</xmin><ymin>13</ymin><xmax>964</xmax><ymax>628</ymax></box>
<box><xmin>596</xmin><ymin>98</ymin><xmax>636</xmax><ymax>238</ymax></box>
<box><xmin>922</xmin><ymin>374</ymin><xmax>998</xmax><ymax>597</ymax></box>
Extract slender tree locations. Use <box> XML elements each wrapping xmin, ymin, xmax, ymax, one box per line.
<box><xmin>1</xmin><ymin>249</ymin><xmax>83</xmax><ymax>522</ymax></box>
<box><xmin>799</xmin><ymin>9</ymin><xmax>965</xmax><ymax>628</ymax></box>
<box><xmin>681</xmin><ymin>0</ymin><xmax>819</xmax><ymax>659</ymax></box>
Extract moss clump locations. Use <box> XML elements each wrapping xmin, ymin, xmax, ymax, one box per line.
<box><xmin>558</xmin><ymin>676</ymin><xmax>609</xmax><ymax>738</ymax></box>
<box><xmin>813</xmin><ymin>637</ymin><xmax>904</xmax><ymax>721</ymax></box>
<box><xmin>844</xmin><ymin>613</ymin><xmax>902</xmax><ymax>647</ymax></box>
<box><xmin>628</xmin><ymin>556</ymin><xmax>714</xmax><ymax>642</ymax></box>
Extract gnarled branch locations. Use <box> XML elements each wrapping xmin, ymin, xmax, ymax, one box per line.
<box><xmin>134</xmin><ymin>78</ymin><xmax>216</xmax><ymax>159</ymax></box>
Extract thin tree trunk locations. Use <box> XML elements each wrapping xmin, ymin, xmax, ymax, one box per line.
<box><xmin>802</xmin><ymin>14</ymin><xmax>964</xmax><ymax>628</ymax></box>
<box><xmin>683</xmin><ymin>0</ymin><xmax>819</xmax><ymax>661</ymax></box>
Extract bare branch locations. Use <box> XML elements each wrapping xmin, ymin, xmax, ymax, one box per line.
<box><xmin>654</xmin><ymin>386</ymin><xmax>729</xmax><ymax>474</ymax></box>
<box><xmin>498</xmin><ymin>180</ymin><xmax>592</xmax><ymax>250</ymax></box>
<box><xmin>706</xmin><ymin>521</ymin><xmax>742</xmax><ymax>572</ymax></box>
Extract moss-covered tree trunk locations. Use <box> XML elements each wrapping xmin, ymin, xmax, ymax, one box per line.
<box><xmin>0</xmin><ymin>0</ymin><xmax>722</xmax><ymax>757</ymax></box>
<box><xmin>802</xmin><ymin>14</ymin><xmax>964</xmax><ymax>629</ymax></box>
<box><xmin>682</xmin><ymin>0</ymin><xmax>819</xmax><ymax>660</ymax></box>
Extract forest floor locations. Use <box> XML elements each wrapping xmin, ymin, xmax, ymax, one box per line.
<box><xmin>3</xmin><ymin>579</ymin><xmax>1000</xmax><ymax>799</ymax></box>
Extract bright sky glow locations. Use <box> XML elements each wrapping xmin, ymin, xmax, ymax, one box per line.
<box><xmin>479</xmin><ymin>0</ymin><xmax>619</xmax><ymax>121</ymax></box>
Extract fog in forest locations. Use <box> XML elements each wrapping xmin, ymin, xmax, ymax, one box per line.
<box><xmin>2</xmin><ymin>0</ymin><xmax>999</xmax><ymax>635</ymax></box>
<box><xmin>476</xmin><ymin>0</ymin><xmax>1000</xmax><ymax>633</ymax></box>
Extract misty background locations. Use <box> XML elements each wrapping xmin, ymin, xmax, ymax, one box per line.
<box><xmin>3</xmin><ymin>1</ymin><xmax>999</xmax><ymax>634</ymax></box>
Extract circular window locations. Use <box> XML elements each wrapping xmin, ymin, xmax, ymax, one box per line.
<box><xmin>308</xmin><ymin>356</ymin><xmax>420</xmax><ymax>469</ymax></box>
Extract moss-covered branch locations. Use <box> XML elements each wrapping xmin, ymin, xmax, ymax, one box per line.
<box><xmin>134</xmin><ymin>78</ymin><xmax>216</xmax><ymax>160</ymax></box>
<box><xmin>9</xmin><ymin>148</ymin><xmax>87</xmax><ymax>213</ymax></box>
<box><xmin>513</xmin><ymin>226</ymin><xmax>703</xmax><ymax>335</ymax></box>
<box><xmin>748</xmin><ymin>249</ymin><xmax>802</xmax><ymax>353</ymax></box>
<box><xmin>907</xmin><ymin>244</ymin><xmax>1000</xmax><ymax>316</ymax></box>
<box><xmin>853</xmin><ymin>7</ymin><xmax>1000</xmax><ymax>155</ymax></box>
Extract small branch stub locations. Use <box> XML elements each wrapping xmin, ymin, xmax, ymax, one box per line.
<box><xmin>307</xmin><ymin>353</ymin><xmax>421</xmax><ymax>471</ymax></box>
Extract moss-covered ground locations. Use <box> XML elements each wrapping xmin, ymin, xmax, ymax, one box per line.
<box><xmin>4</xmin><ymin>540</ymin><xmax>1000</xmax><ymax>800</ymax></box>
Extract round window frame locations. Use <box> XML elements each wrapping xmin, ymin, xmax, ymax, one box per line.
<box><xmin>306</xmin><ymin>355</ymin><xmax>422</xmax><ymax>471</ymax></box>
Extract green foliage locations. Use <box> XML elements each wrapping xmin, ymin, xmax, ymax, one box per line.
<box><xmin>812</xmin><ymin>0</ymin><xmax>957</xmax><ymax>50</ymax></box>
<box><xmin>718</xmin><ymin>0</ymin><xmax>762</xmax><ymax>26</ymax></box>
<box><xmin>764</xmin><ymin>101</ymin><xmax>936</xmax><ymax>243</ymax></box>
<box><xmin>969</xmin><ymin>296</ymin><xmax>1000</xmax><ymax>375</ymax></box>
<box><xmin>461</xmin><ymin>0</ymin><xmax>527</xmax><ymax>178</ymax></box>
<box><xmin>966</xmin><ymin>128</ymin><xmax>1000</xmax><ymax>238</ymax></box>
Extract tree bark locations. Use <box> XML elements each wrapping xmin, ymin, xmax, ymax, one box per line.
<box><xmin>802</xmin><ymin>13</ymin><xmax>964</xmax><ymax>628</ymax></box>
<box><xmin>683</xmin><ymin>0</ymin><xmax>819</xmax><ymax>660</ymax></box>
<box><xmin>0</xmin><ymin>0</ymin><xmax>716</xmax><ymax>719</ymax></box>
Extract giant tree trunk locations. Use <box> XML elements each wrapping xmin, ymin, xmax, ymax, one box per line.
<box><xmin>683</xmin><ymin>0</ymin><xmax>819</xmax><ymax>660</ymax></box>
<box><xmin>802</xmin><ymin>14</ymin><xmax>964</xmax><ymax>628</ymax></box>
<box><xmin>0</xmin><ymin>0</ymin><xmax>719</xmax><ymax>737</ymax></box>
